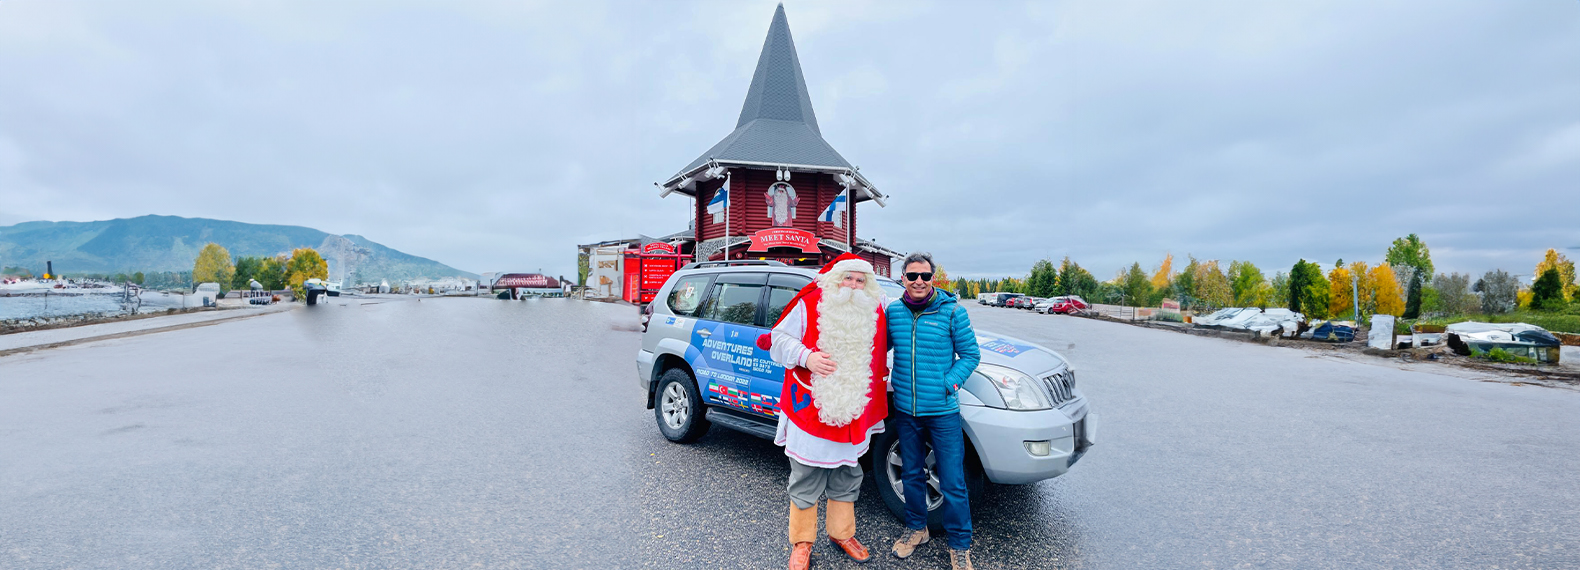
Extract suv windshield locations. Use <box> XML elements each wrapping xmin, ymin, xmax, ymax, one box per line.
<box><xmin>879</xmin><ymin>278</ymin><xmax>905</xmax><ymax>301</ymax></box>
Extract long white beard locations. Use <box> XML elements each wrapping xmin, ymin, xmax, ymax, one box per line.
<box><xmin>812</xmin><ymin>285</ymin><xmax>879</xmax><ymax>426</ymax></box>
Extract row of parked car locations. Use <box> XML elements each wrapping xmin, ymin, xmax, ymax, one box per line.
<box><xmin>979</xmin><ymin>292</ymin><xmax>1090</xmax><ymax>314</ymax></box>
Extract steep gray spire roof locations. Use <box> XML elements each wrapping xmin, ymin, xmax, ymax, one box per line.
<box><xmin>737</xmin><ymin>4</ymin><xmax>820</xmax><ymax>134</ymax></box>
<box><xmin>672</xmin><ymin>4</ymin><xmax>853</xmax><ymax>177</ymax></box>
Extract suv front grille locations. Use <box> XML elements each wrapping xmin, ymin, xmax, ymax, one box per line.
<box><xmin>1040</xmin><ymin>369</ymin><xmax>1077</xmax><ymax>407</ymax></box>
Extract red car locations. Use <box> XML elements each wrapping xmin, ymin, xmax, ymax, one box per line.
<box><xmin>1041</xmin><ymin>296</ymin><xmax>1089</xmax><ymax>314</ymax></box>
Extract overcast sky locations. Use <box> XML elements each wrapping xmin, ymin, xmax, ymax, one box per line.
<box><xmin>1</xmin><ymin>1</ymin><xmax>1576</xmax><ymax>280</ymax></box>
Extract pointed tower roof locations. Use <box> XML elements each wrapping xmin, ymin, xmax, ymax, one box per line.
<box><xmin>663</xmin><ymin>4</ymin><xmax>879</xmax><ymax>202</ymax></box>
<box><xmin>736</xmin><ymin>3</ymin><xmax>822</xmax><ymax>135</ymax></box>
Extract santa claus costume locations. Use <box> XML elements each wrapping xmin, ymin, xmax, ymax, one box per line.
<box><xmin>768</xmin><ymin>253</ymin><xmax>889</xmax><ymax>567</ymax></box>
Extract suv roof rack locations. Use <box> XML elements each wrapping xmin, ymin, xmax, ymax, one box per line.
<box><xmin>682</xmin><ymin>260</ymin><xmax>789</xmax><ymax>270</ymax></box>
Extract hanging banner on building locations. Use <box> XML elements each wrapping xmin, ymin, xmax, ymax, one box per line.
<box><xmin>747</xmin><ymin>228</ymin><xmax>820</xmax><ymax>253</ymax></box>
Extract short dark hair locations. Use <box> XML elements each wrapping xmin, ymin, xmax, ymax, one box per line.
<box><xmin>901</xmin><ymin>252</ymin><xmax>935</xmax><ymax>273</ymax></box>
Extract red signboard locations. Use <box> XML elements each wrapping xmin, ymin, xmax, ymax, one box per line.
<box><xmin>641</xmin><ymin>242</ymin><xmax>676</xmax><ymax>255</ymax></box>
<box><xmin>746</xmin><ymin>228</ymin><xmax>820</xmax><ymax>253</ymax></box>
<box><xmin>624</xmin><ymin>250</ymin><xmax>691</xmax><ymax>304</ymax></box>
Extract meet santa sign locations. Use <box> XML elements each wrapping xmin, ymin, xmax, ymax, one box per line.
<box><xmin>640</xmin><ymin>242</ymin><xmax>676</xmax><ymax>255</ymax></box>
<box><xmin>747</xmin><ymin>228</ymin><xmax>820</xmax><ymax>253</ymax></box>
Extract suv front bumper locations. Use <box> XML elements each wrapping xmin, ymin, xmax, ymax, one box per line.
<box><xmin>961</xmin><ymin>402</ymin><xmax>1096</xmax><ymax>485</ymax></box>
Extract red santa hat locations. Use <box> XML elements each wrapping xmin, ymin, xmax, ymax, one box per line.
<box><xmin>819</xmin><ymin>252</ymin><xmax>875</xmax><ymax>277</ymax></box>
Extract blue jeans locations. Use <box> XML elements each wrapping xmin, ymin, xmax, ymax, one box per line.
<box><xmin>893</xmin><ymin>411</ymin><xmax>972</xmax><ymax>550</ymax></box>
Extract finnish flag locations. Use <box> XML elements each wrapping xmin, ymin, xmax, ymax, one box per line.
<box><xmin>707</xmin><ymin>179</ymin><xmax>729</xmax><ymax>224</ymax></box>
<box><xmin>818</xmin><ymin>190</ymin><xmax>847</xmax><ymax>228</ymax></box>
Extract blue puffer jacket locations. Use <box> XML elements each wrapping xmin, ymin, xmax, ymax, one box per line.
<box><xmin>886</xmin><ymin>290</ymin><xmax>981</xmax><ymax>416</ymax></box>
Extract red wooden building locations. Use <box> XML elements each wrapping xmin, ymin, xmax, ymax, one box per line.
<box><xmin>656</xmin><ymin>5</ymin><xmax>900</xmax><ymax>276</ymax></box>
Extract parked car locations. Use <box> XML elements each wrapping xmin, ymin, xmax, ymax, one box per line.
<box><xmin>989</xmin><ymin>292</ymin><xmax>1023</xmax><ymax>307</ymax></box>
<box><xmin>637</xmin><ymin>260</ymin><xmax>1097</xmax><ymax>528</ymax></box>
<box><xmin>1038</xmin><ymin>296</ymin><xmax>1089</xmax><ymax>314</ymax></box>
<box><xmin>1019</xmin><ymin>297</ymin><xmax>1044</xmax><ymax>310</ymax></box>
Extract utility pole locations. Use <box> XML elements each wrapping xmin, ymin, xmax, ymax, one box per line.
<box><xmin>1353</xmin><ymin>273</ymin><xmax>1360</xmax><ymax>323</ymax></box>
<box><xmin>724</xmin><ymin>171</ymin><xmax>731</xmax><ymax>261</ymax></box>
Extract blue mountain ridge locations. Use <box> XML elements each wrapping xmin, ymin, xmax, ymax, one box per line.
<box><xmin>0</xmin><ymin>215</ymin><xmax>476</xmax><ymax>283</ymax></box>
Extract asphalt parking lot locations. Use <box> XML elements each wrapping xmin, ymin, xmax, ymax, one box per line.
<box><xmin>2</xmin><ymin>296</ymin><xmax>1577</xmax><ymax>569</ymax></box>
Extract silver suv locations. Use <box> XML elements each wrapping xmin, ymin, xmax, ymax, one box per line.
<box><xmin>637</xmin><ymin>260</ymin><xmax>1097</xmax><ymax>526</ymax></box>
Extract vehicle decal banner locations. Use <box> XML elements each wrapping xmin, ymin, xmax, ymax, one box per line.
<box><xmin>980</xmin><ymin>338</ymin><xmax>1036</xmax><ymax>357</ymax></box>
<box><xmin>689</xmin><ymin>321</ymin><xmax>784</xmax><ymax>415</ymax></box>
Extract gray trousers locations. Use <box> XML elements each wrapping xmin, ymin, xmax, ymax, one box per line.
<box><xmin>786</xmin><ymin>459</ymin><xmax>863</xmax><ymax>510</ymax></box>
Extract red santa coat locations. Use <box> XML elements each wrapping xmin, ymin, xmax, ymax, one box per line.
<box><xmin>771</xmin><ymin>283</ymin><xmax>890</xmax><ymax>444</ymax></box>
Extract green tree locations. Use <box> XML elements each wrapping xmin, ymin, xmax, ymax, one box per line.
<box><xmin>232</xmin><ymin>256</ymin><xmax>263</xmax><ymax>290</ymax></box>
<box><xmin>577</xmin><ymin>250</ymin><xmax>591</xmax><ymax>288</ymax></box>
<box><xmin>1171</xmin><ymin>257</ymin><xmax>1199</xmax><ymax>309</ymax></box>
<box><xmin>285</xmin><ymin>248</ymin><xmax>329</xmax><ymax>300</ymax></box>
<box><xmin>192</xmin><ymin>243</ymin><xmax>236</xmax><ymax>296</ymax></box>
<box><xmin>1385</xmin><ymin>234</ymin><xmax>1434</xmax><ymax>283</ymax></box>
<box><xmin>1053</xmin><ymin>259</ymin><xmax>1099</xmax><ymax>301</ymax></box>
<box><xmin>256</xmin><ymin>255</ymin><xmax>288</xmax><ymax>290</ymax></box>
<box><xmin>1027</xmin><ymin>259</ymin><xmax>1059</xmax><ymax>298</ymax></box>
<box><xmin>1531</xmin><ymin>268</ymin><xmax>1566</xmax><ymax>311</ymax></box>
<box><xmin>1288</xmin><ymin>260</ymin><xmax>1331</xmax><ymax>319</ymax></box>
<box><xmin>1228</xmin><ymin>260</ymin><xmax>1265</xmax><ymax>307</ymax></box>
<box><xmin>1268</xmin><ymin>271</ymin><xmax>1290</xmax><ymax>309</ymax></box>
<box><xmin>1191</xmin><ymin>260</ymin><xmax>1233</xmax><ymax>309</ymax></box>
<box><xmin>1120</xmin><ymin>262</ymin><xmax>1152</xmax><ymax>307</ymax></box>
<box><xmin>132</xmin><ymin>271</ymin><xmax>144</xmax><ymax>285</ymax></box>
<box><xmin>1534</xmin><ymin>248</ymin><xmax>1576</xmax><ymax>301</ymax></box>
<box><xmin>1403</xmin><ymin>271</ymin><xmax>1424</xmax><ymax>319</ymax></box>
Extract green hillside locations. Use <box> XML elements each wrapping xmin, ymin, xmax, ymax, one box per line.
<box><xmin>0</xmin><ymin>215</ymin><xmax>476</xmax><ymax>284</ymax></box>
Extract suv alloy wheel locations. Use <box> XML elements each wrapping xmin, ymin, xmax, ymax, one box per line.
<box><xmin>655</xmin><ymin>368</ymin><xmax>710</xmax><ymax>443</ymax></box>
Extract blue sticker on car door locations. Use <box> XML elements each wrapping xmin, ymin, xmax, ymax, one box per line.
<box><xmin>689</xmin><ymin>321</ymin><xmax>783</xmax><ymax>417</ymax></box>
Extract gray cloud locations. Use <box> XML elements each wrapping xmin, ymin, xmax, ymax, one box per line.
<box><xmin>1</xmin><ymin>1</ymin><xmax>1575</xmax><ymax>281</ymax></box>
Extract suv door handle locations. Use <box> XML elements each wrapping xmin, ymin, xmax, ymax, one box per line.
<box><xmin>697</xmin><ymin>329</ymin><xmax>712</xmax><ymax>338</ymax></box>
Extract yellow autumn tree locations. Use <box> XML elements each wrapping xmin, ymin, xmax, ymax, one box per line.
<box><xmin>192</xmin><ymin>243</ymin><xmax>236</xmax><ymax>296</ymax></box>
<box><xmin>285</xmin><ymin>247</ymin><xmax>329</xmax><ymax>300</ymax></box>
<box><xmin>1534</xmin><ymin>248</ymin><xmax>1577</xmax><ymax>300</ymax></box>
<box><xmin>1368</xmin><ymin>264</ymin><xmax>1404</xmax><ymax>316</ymax></box>
<box><xmin>932</xmin><ymin>265</ymin><xmax>951</xmax><ymax>291</ymax></box>
<box><xmin>1328</xmin><ymin>265</ymin><xmax>1353</xmax><ymax>318</ymax></box>
<box><xmin>1150</xmin><ymin>253</ymin><xmax>1174</xmax><ymax>292</ymax></box>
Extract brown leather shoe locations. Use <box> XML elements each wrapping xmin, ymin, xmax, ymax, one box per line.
<box><xmin>830</xmin><ymin>536</ymin><xmax>871</xmax><ymax>563</ymax></box>
<box><xmin>891</xmin><ymin>528</ymin><xmax>930</xmax><ymax>559</ymax></box>
<box><xmin>789</xmin><ymin>541</ymin><xmax>813</xmax><ymax>570</ymax></box>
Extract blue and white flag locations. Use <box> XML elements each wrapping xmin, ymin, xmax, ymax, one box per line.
<box><xmin>818</xmin><ymin>189</ymin><xmax>847</xmax><ymax>228</ymax></box>
<box><xmin>707</xmin><ymin>179</ymin><xmax>729</xmax><ymax>223</ymax></box>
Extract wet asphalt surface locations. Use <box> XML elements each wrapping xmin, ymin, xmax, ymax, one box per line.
<box><xmin>2</xmin><ymin>297</ymin><xmax>1578</xmax><ymax>569</ymax></box>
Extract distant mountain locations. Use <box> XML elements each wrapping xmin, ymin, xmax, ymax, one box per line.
<box><xmin>0</xmin><ymin>215</ymin><xmax>476</xmax><ymax>284</ymax></box>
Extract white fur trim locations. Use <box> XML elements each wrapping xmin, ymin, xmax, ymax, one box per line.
<box><xmin>826</xmin><ymin>258</ymin><xmax>875</xmax><ymax>277</ymax></box>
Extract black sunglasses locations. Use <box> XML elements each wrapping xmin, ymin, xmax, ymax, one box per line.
<box><xmin>904</xmin><ymin>272</ymin><xmax>934</xmax><ymax>282</ymax></box>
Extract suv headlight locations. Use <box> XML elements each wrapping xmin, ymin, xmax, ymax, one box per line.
<box><xmin>975</xmin><ymin>363</ymin><xmax>1051</xmax><ymax>411</ymax></box>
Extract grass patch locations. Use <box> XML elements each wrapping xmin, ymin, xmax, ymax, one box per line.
<box><xmin>1472</xmin><ymin>347</ymin><xmax>1538</xmax><ymax>364</ymax></box>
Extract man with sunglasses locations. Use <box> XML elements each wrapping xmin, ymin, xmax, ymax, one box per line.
<box><xmin>885</xmin><ymin>252</ymin><xmax>981</xmax><ymax>570</ymax></box>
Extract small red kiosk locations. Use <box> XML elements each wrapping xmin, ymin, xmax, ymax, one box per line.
<box><xmin>654</xmin><ymin>5</ymin><xmax>899</xmax><ymax>277</ymax></box>
<box><xmin>623</xmin><ymin>242</ymin><xmax>690</xmax><ymax>304</ymax></box>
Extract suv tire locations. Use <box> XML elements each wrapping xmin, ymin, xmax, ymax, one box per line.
<box><xmin>655</xmin><ymin>368</ymin><xmax>709</xmax><ymax>443</ymax></box>
<box><xmin>870</xmin><ymin>425</ymin><xmax>986</xmax><ymax>530</ymax></box>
